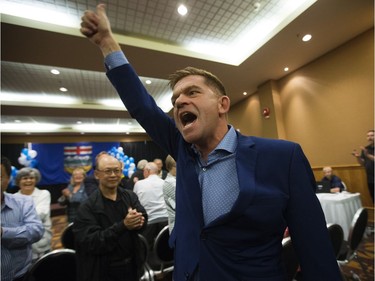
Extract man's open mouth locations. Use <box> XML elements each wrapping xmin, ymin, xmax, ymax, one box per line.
<box><xmin>180</xmin><ymin>112</ymin><xmax>197</xmax><ymax>127</ymax></box>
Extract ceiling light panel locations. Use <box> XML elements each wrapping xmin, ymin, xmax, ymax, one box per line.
<box><xmin>1</xmin><ymin>61</ymin><xmax>171</xmax><ymax>111</ymax></box>
<box><xmin>1</xmin><ymin>0</ymin><xmax>317</xmax><ymax>65</ymax></box>
<box><xmin>0</xmin><ymin>116</ymin><xmax>146</xmax><ymax>133</ymax></box>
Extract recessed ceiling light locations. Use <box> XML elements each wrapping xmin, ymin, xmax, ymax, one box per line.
<box><xmin>177</xmin><ymin>4</ymin><xmax>188</xmax><ymax>16</ymax></box>
<box><xmin>15</xmin><ymin>119</ymin><xmax>21</xmax><ymax>123</ymax></box>
<box><xmin>59</xmin><ymin>87</ymin><xmax>68</xmax><ymax>92</ymax></box>
<box><xmin>76</xmin><ymin>121</ymin><xmax>82</xmax><ymax>124</ymax></box>
<box><xmin>254</xmin><ymin>2</ymin><xmax>261</xmax><ymax>11</ymax></box>
<box><xmin>145</xmin><ymin>79</ymin><xmax>152</xmax><ymax>84</ymax></box>
<box><xmin>51</xmin><ymin>69</ymin><xmax>60</xmax><ymax>75</ymax></box>
<box><xmin>302</xmin><ymin>34</ymin><xmax>312</xmax><ymax>42</ymax></box>
<box><xmin>243</xmin><ymin>92</ymin><xmax>248</xmax><ymax>96</ymax></box>
<box><xmin>284</xmin><ymin>67</ymin><xmax>289</xmax><ymax>72</ymax></box>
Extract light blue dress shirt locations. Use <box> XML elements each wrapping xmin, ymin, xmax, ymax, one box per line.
<box><xmin>193</xmin><ymin>125</ymin><xmax>239</xmax><ymax>225</ymax></box>
<box><xmin>1</xmin><ymin>193</ymin><xmax>44</xmax><ymax>281</ymax></box>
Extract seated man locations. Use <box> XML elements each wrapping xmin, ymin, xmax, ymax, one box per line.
<box><xmin>321</xmin><ymin>166</ymin><xmax>345</xmax><ymax>193</ymax></box>
<box><xmin>134</xmin><ymin>162</ymin><xmax>168</xmax><ymax>249</ymax></box>
<box><xmin>1</xmin><ymin>156</ymin><xmax>44</xmax><ymax>281</ymax></box>
<box><xmin>73</xmin><ymin>154</ymin><xmax>148</xmax><ymax>281</ymax></box>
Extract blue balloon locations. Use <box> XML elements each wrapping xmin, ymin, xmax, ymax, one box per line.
<box><xmin>129</xmin><ymin>157</ymin><xmax>134</xmax><ymax>163</ymax></box>
<box><xmin>22</xmin><ymin>148</ymin><xmax>28</xmax><ymax>155</ymax></box>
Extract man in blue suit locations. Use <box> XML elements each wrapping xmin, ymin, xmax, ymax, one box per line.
<box><xmin>80</xmin><ymin>5</ymin><xmax>342</xmax><ymax>281</ymax></box>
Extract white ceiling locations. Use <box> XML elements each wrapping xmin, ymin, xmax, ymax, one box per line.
<box><xmin>1</xmin><ymin>0</ymin><xmax>373</xmax><ymax>135</ymax></box>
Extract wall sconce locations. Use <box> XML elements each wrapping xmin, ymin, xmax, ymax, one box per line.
<box><xmin>262</xmin><ymin>107</ymin><xmax>271</xmax><ymax>119</ymax></box>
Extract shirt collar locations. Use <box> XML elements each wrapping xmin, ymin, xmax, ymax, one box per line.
<box><xmin>2</xmin><ymin>193</ymin><xmax>16</xmax><ymax>210</ymax></box>
<box><xmin>192</xmin><ymin>125</ymin><xmax>237</xmax><ymax>152</ymax></box>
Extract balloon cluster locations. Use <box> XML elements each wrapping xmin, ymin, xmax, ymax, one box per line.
<box><xmin>107</xmin><ymin>147</ymin><xmax>136</xmax><ymax>178</ymax></box>
<box><xmin>18</xmin><ymin>148</ymin><xmax>38</xmax><ymax>168</ymax></box>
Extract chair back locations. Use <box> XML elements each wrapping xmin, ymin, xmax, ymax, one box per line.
<box><xmin>348</xmin><ymin>207</ymin><xmax>368</xmax><ymax>252</ymax></box>
<box><xmin>138</xmin><ymin>234</ymin><xmax>150</xmax><ymax>265</ymax></box>
<box><xmin>281</xmin><ymin>237</ymin><xmax>299</xmax><ymax>281</ymax></box>
<box><xmin>341</xmin><ymin>181</ymin><xmax>347</xmax><ymax>191</ymax></box>
<box><xmin>138</xmin><ymin>234</ymin><xmax>153</xmax><ymax>281</ymax></box>
<box><xmin>327</xmin><ymin>223</ymin><xmax>344</xmax><ymax>258</ymax></box>
<box><xmin>153</xmin><ymin>225</ymin><xmax>174</xmax><ymax>264</ymax></box>
<box><xmin>24</xmin><ymin>249</ymin><xmax>76</xmax><ymax>281</ymax></box>
<box><xmin>61</xmin><ymin>222</ymin><xmax>75</xmax><ymax>250</ymax></box>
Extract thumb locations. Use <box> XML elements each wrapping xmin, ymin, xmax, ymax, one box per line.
<box><xmin>96</xmin><ymin>4</ymin><xmax>107</xmax><ymax>17</ymax></box>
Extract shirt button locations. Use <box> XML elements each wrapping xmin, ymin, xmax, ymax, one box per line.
<box><xmin>184</xmin><ymin>272</ymin><xmax>190</xmax><ymax>280</ymax></box>
<box><xmin>202</xmin><ymin>167</ymin><xmax>207</xmax><ymax>171</ymax></box>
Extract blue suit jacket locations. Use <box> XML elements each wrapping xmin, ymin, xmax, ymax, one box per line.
<box><xmin>107</xmin><ymin>64</ymin><xmax>342</xmax><ymax>281</ymax></box>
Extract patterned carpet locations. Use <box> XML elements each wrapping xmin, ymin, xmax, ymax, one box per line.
<box><xmin>51</xmin><ymin>215</ymin><xmax>68</xmax><ymax>250</ymax></box>
<box><xmin>340</xmin><ymin>225</ymin><xmax>374</xmax><ymax>281</ymax></box>
<box><xmin>51</xmin><ymin>216</ymin><xmax>374</xmax><ymax>280</ymax></box>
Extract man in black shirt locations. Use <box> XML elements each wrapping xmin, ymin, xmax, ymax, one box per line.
<box><xmin>73</xmin><ymin>154</ymin><xmax>148</xmax><ymax>281</ymax></box>
<box><xmin>352</xmin><ymin>129</ymin><xmax>374</xmax><ymax>202</ymax></box>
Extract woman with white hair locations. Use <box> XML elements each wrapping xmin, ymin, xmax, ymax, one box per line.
<box><xmin>16</xmin><ymin>167</ymin><xmax>52</xmax><ymax>262</ymax></box>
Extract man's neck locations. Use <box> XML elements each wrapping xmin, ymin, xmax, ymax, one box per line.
<box><xmin>100</xmin><ymin>187</ymin><xmax>117</xmax><ymax>201</ymax></box>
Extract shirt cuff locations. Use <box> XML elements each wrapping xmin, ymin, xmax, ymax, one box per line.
<box><xmin>104</xmin><ymin>51</ymin><xmax>129</xmax><ymax>71</ymax></box>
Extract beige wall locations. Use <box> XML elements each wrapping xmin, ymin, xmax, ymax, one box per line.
<box><xmin>230</xmin><ymin>28</ymin><xmax>374</xmax><ymax>167</ymax></box>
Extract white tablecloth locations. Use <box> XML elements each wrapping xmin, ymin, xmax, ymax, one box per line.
<box><xmin>316</xmin><ymin>192</ymin><xmax>362</xmax><ymax>240</ymax></box>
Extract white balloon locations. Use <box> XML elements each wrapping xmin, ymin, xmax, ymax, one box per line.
<box><xmin>29</xmin><ymin>150</ymin><xmax>38</xmax><ymax>158</ymax></box>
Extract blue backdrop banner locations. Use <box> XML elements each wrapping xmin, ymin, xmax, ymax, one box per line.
<box><xmin>32</xmin><ymin>142</ymin><xmax>119</xmax><ymax>185</ymax></box>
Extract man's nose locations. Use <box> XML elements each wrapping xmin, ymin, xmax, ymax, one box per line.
<box><xmin>174</xmin><ymin>94</ymin><xmax>188</xmax><ymax>108</ymax></box>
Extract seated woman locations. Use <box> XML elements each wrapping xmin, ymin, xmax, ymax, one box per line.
<box><xmin>16</xmin><ymin>167</ymin><xmax>52</xmax><ymax>262</ymax></box>
<box><xmin>58</xmin><ymin>167</ymin><xmax>88</xmax><ymax>223</ymax></box>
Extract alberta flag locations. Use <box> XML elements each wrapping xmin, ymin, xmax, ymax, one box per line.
<box><xmin>64</xmin><ymin>145</ymin><xmax>93</xmax><ymax>174</ymax></box>
<box><xmin>32</xmin><ymin>142</ymin><xmax>119</xmax><ymax>185</ymax></box>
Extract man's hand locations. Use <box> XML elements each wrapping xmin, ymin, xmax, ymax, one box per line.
<box><xmin>351</xmin><ymin>149</ymin><xmax>360</xmax><ymax>158</ymax></box>
<box><xmin>124</xmin><ymin>207</ymin><xmax>145</xmax><ymax>230</ymax></box>
<box><xmin>80</xmin><ymin>4</ymin><xmax>121</xmax><ymax>56</ymax></box>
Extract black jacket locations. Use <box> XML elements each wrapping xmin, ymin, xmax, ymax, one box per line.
<box><xmin>73</xmin><ymin>187</ymin><xmax>148</xmax><ymax>281</ymax></box>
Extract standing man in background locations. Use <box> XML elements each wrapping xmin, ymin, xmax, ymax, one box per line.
<box><xmin>153</xmin><ymin>158</ymin><xmax>168</xmax><ymax>180</ymax></box>
<box><xmin>73</xmin><ymin>154</ymin><xmax>147</xmax><ymax>281</ymax></box>
<box><xmin>163</xmin><ymin>155</ymin><xmax>177</xmax><ymax>233</ymax></box>
<box><xmin>352</xmin><ymin>129</ymin><xmax>374</xmax><ymax>202</ymax></box>
<box><xmin>1</xmin><ymin>156</ymin><xmax>44</xmax><ymax>281</ymax></box>
<box><xmin>80</xmin><ymin>5</ymin><xmax>342</xmax><ymax>281</ymax></box>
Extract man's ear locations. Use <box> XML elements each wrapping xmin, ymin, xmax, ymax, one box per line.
<box><xmin>94</xmin><ymin>170</ymin><xmax>100</xmax><ymax>180</ymax></box>
<box><xmin>218</xmin><ymin>95</ymin><xmax>230</xmax><ymax>114</ymax></box>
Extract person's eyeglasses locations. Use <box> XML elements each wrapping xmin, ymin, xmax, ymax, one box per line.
<box><xmin>96</xmin><ymin>168</ymin><xmax>122</xmax><ymax>176</ymax></box>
